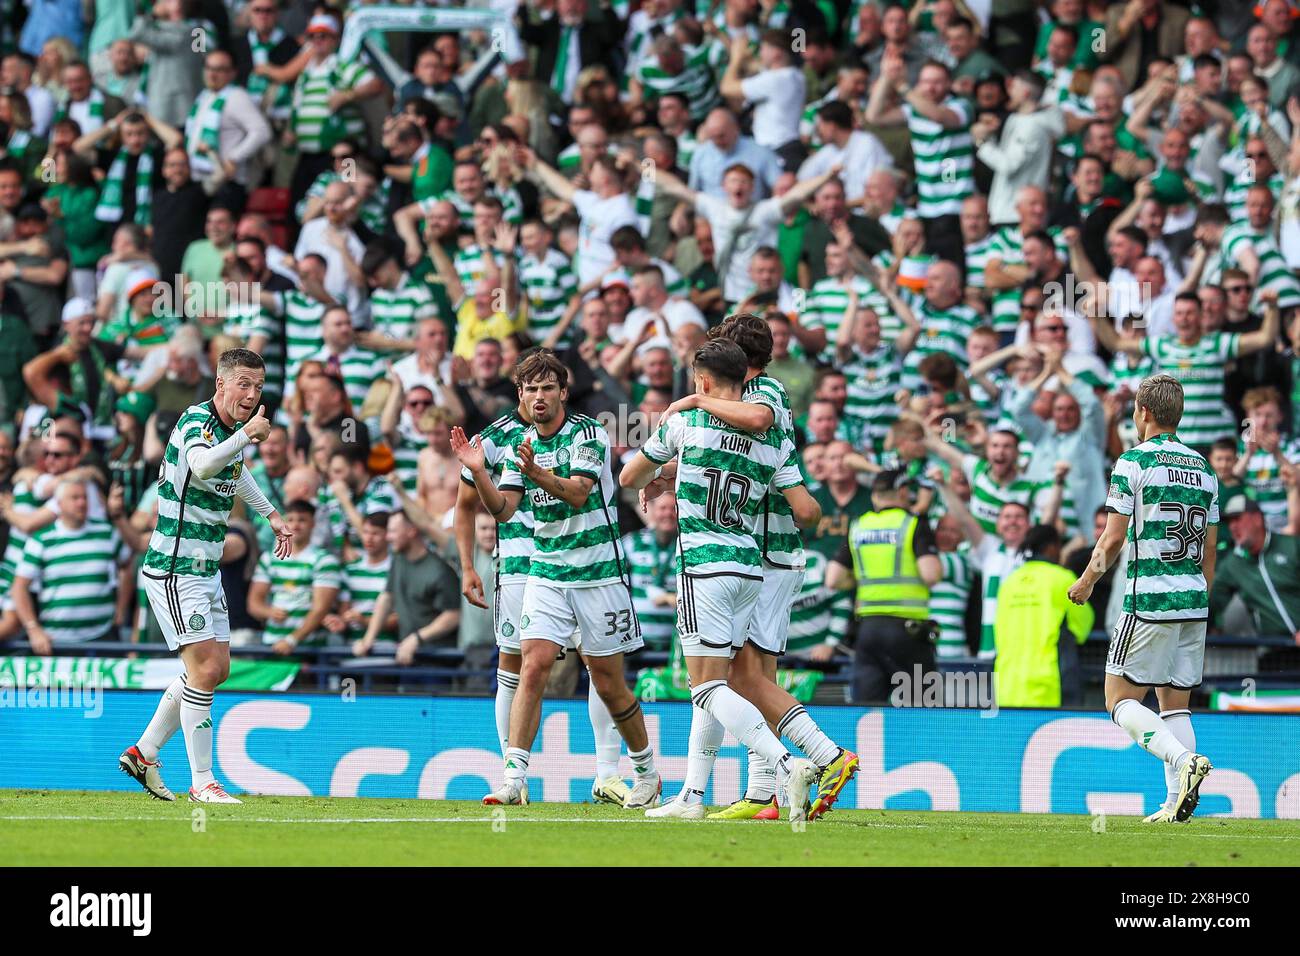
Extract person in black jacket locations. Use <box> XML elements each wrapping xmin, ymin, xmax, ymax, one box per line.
<box><xmin>515</xmin><ymin>0</ymin><xmax>625</xmax><ymax>105</ymax></box>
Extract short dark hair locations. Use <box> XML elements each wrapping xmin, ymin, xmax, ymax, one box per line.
<box><xmin>361</xmin><ymin>241</ymin><xmax>398</xmax><ymax>274</ymax></box>
<box><xmin>1020</xmin><ymin>524</ymin><xmax>1061</xmax><ymax>560</ymax></box>
<box><xmin>285</xmin><ymin>499</ymin><xmax>317</xmax><ymax>518</ymax></box>
<box><xmin>514</xmin><ymin>349</ymin><xmax>569</xmax><ymax>390</ymax></box>
<box><xmin>330</xmin><ymin>444</ymin><xmax>369</xmax><ymax>469</ymax></box>
<box><xmin>1210</xmin><ymin>437</ymin><xmax>1238</xmax><ymax>455</ymax></box>
<box><xmin>610</xmin><ymin>225</ymin><xmax>647</xmax><ymax>252</ymax></box>
<box><xmin>1197</xmin><ymin>203</ymin><xmax>1231</xmax><ymax>228</ymax></box>
<box><xmin>216</xmin><ymin>348</ymin><xmax>265</xmax><ymax>377</ymax></box>
<box><xmin>711</xmin><ymin>312</ymin><xmax>772</xmax><ymax>370</ymax></box>
<box><xmin>363</xmin><ymin>511</ymin><xmax>391</xmax><ymax>530</ymax></box>
<box><xmin>817</xmin><ymin>100</ymin><xmax>853</xmax><ymax>131</ymax></box>
<box><xmin>1117</xmin><ymin>226</ymin><xmax>1147</xmax><ymax>250</ymax></box>
<box><xmin>692</xmin><ymin>339</ymin><xmax>749</xmax><ymax>387</ymax></box>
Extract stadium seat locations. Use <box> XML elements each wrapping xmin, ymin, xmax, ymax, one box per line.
<box><xmin>246</xmin><ymin>187</ymin><xmax>291</xmax><ymax>247</ymax></box>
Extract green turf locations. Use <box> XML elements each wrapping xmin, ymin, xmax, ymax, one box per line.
<box><xmin>2</xmin><ymin>790</ymin><xmax>1298</xmax><ymax>866</ymax></box>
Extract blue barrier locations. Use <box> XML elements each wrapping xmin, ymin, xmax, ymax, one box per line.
<box><xmin>1</xmin><ymin>690</ymin><xmax>1297</xmax><ymax>818</ymax></box>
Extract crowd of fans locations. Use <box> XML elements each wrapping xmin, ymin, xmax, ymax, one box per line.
<box><xmin>1</xmin><ymin>0</ymin><xmax>1299</xmax><ymax>702</ymax></box>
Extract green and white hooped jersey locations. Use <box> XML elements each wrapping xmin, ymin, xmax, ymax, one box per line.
<box><xmin>641</xmin><ymin>407</ymin><xmax>800</xmax><ymax>578</ymax></box>
<box><xmin>802</xmin><ymin>275</ymin><xmax>898</xmax><ymax>359</ymax></box>
<box><xmin>342</xmin><ymin>553</ymin><xmax>393</xmax><ymax>642</ymax></box>
<box><xmin>520</xmin><ymin>248</ymin><xmax>579</xmax><ymax>345</ymax></box>
<box><xmin>1239</xmin><ymin>436</ymin><xmax>1300</xmax><ymax>529</ymax></box>
<box><xmin>224</xmin><ymin>302</ymin><xmax>285</xmax><ymax>399</ymax></box>
<box><xmin>633</xmin><ymin>41</ymin><xmax>726</xmax><ymax>121</ymax></box>
<box><xmin>499</xmin><ymin>413</ymin><xmax>624</xmax><ymax>588</ymax></box>
<box><xmin>144</xmin><ymin>402</ymin><xmax>243</xmax><ymax>579</ymax></box>
<box><xmin>0</xmin><ymin>479</ymin><xmax>46</xmax><ymax>592</ymax></box>
<box><xmin>291</xmin><ymin>55</ymin><xmax>374</xmax><ymax>154</ymax></box>
<box><xmin>322</xmin><ymin>478</ymin><xmax>399</xmax><ymax>555</ymax></box>
<box><xmin>15</xmin><ymin>520</ymin><xmax>120</xmax><ymax>643</ymax></box>
<box><xmin>1223</xmin><ymin>170</ymin><xmax>1284</xmax><ymax>224</ymax></box>
<box><xmin>986</xmin><ymin>226</ymin><xmax>1067</xmax><ymax>333</ymax></box>
<box><xmin>961</xmin><ymin>453</ymin><xmax>1045</xmax><ymax>536</ymax></box>
<box><xmin>903</xmin><ymin>96</ymin><xmax>974</xmax><ymax>219</ymax></box>
<box><xmin>842</xmin><ymin>343</ymin><xmax>904</xmax><ymax>455</ymax></box>
<box><xmin>931</xmin><ymin>546</ymin><xmax>974</xmax><ymax>658</ymax></box>
<box><xmin>309</xmin><ymin>345</ymin><xmax>382</xmax><ymax>414</ymax></box>
<box><xmin>788</xmin><ymin>483</ymin><xmax>873</xmax><ymax>652</ymax></box>
<box><xmin>390</xmin><ymin>423</ymin><xmax>428</xmax><ymax>496</ymax></box>
<box><xmin>744</xmin><ymin>374</ymin><xmax>806</xmax><ymax>571</ymax></box>
<box><xmin>622</xmin><ymin>527</ymin><xmax>677</xmax><ymax>646</ymax></box>
<box><xmin>253</xmin><ymin>546</ymin><xmax>342</xmax><ymax>645</ymax></box>
<box><xmin>1140</xmin><ymin>333</ymin><xmax>1240</xmax><ymax>449</ymax></box>
<box><xmin>963</xmin><ymin>233</ymin><xmax>998</xmax><ymax>293</ymax></box>
<box><xmin>274</xmin><ymin>290</ymin><xmax>328</xmax><ymax>396</ymax></box>
<box><xmin>902</xmin><ymin>301</ymin><xmax>982</xmax><ymax>393</ymax></box>
<box><xmin>462</xmin><ymin>411</ymin><xmax>534</xmax><ymax>584</ymax></box>
<box><xmin>1107</xmin><ymin>433</ymin><xmax>1219</xmax><ymax>621</ymax></box>
<box><xmin>370</xmin><ymin>273</ymin><xmax>437</xmax><ymax>344</ymax></box>
<box><xmin>429</xmin><ymin>186</ymin><xmax>524</xmax><ymax>227</ymax></box>
<box><xmin>1216</xmin><ymin>221</ymin><xmax>1300</xmax><ymax>311</ymax></box>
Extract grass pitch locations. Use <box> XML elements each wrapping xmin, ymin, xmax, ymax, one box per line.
<box><xmin>1</xmin><ymin>790</ymin><xmax>1297</xmax><ymax>866</ymax></box>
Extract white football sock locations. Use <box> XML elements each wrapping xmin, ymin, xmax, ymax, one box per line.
<box><xmin>681</xmin><ymin>705</ymin><xmax>723</xmax><ymax>806</ymax></box>
<box><xmin>588</xmin><ymin>680</ymin><xmax>622</xmax><ymax>780</ymax></box>
<box><xmin>627</xmin><ymin>745</ymin><xmax>657</xmax><ymax>782</ymax></box>
<box><xmin>494</xmin><ymin>669</ymin><xmax>518</xmax><ymax>757</ymax></box>
<box><xmin>1112</xmin><ymin>699</ymin><xmax>1190</xmax><ymax>768</ymax></box>
<box><xmin>1160</xmin><ymin>709</ymin><xmax>1195</xmax><ymax>807</ymax></box>
<box><xmin>137</xmin><ymin>673</ymin><xmax>186</xmax><ymax>762</ymax></box>
<box><xmin>691</xmin><ymin>679</ymin><xmax>788</xmax><ymax>769</ymax></box>
<box><xmin>503</xmin><ymin>747</ymin><xmax>529</xmax><ymax>789</ymax></box>
<box><xmin>777</xmin><ymin>704</ymin><xmax>840</xmax><ymax>766</ymax></box>
<box><xmin>180</xmin><ymin>684</ymin><xmax>215</xmax><ymax>789</ymax></box>
<box><xmin>744</xmin><ymin>748</ymin><xmax>776</xmax><ymax>802</ymax></box>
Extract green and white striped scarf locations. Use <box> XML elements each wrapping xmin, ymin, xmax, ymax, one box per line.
<box><xmin>247</xmin><ymin>28</ymin><xmax>293</xmax><ymax>117</ymax></box>
<box><xmin>7</xmin><ymin>129</ymin><xmax>31</xmax><ymax>158</ymax></box>
<box><xmin>185</xmin><ymin>90</ymin><xmax>227</xmax><ymax>176</ymax></box>
<box><xmin>54</xmin><ymin>88</ymin><xmax>105</xmax><ymax>129</ymax></box>
<box><xmin>95</xmin><ymin>150</ymin><xmax>154</xmax><ymax>225</ymax></box>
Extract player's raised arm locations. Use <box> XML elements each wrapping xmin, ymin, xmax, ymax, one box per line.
<box><xmin>451</xmin><ymin>426</ymin><xmax>522</xmax><ymax>523</ymax></box>
<box><xmin>186</xmin><ymin>404</ymin><xmax>271</xmax><ymax>479</ymax></box>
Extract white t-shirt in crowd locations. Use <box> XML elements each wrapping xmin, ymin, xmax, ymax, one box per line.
<box><xmin>572</xmin><ymin>190</ymin><xmax>638</xmax><ymax>286</ymax></box>
<box><xmin>796</xmin><ymin>130</ymin><xmax>894</xmax><ymax>202</ymax></box>
<box><xmin>615</xmin><ymin>299</ymin><xmax>708</xmax><ymax>350</ymax></box>
<box><xmin>741</xmin><ymin>67</ymin><xmax>805</xmax><ymax>149</ymax></box>
<box><xmin>693</xmin><ymin>193</ymin><xmax>784</xmax><ymax>303</ymax></box>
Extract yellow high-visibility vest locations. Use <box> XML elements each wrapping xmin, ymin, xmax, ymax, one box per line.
<box><xmin>848</xmin><ymin>508</ymin><xmax>930</xmax><ymax>619</ymax></box>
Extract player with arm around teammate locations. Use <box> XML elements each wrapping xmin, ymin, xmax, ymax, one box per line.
<box><xmin>640</xmin><ymin>314</ymin><xmax>861</xmax><ymax>820</ymax></box>
<box><xmin>454</xmin><ymin>351</ymin><xmax>662</xmax><ymax>809</ymax></box>
<box><xmin>620</xmin><ymin>338</ymin><xmax>825</xmax><ymax>820</ymax></box>
<box><xmin>119</xmin><ymin>349</ymin><xmax>294</xmax><ymax>804</ymax></box>
<box><xmin>1068</xmin><ymin>374</ymin><xmax>1218</xmax><ymax>824</ymax></box>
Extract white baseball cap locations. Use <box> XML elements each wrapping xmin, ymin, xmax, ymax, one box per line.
<box><xmin>60</xmin><ymin>297</ymin><xmax>94</xmax><ymax>324</ymax></box>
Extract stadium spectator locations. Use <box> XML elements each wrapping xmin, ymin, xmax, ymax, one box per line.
<box><xmin>248</xmin><ymin>499</ymin><xmax>341</xmax><ymax>654</ymax></box>
<box><xmin>1211</xmin><ymin>496</ymin><xmax>1300</xmax><ymax>644</ymax></box>
<box><xmin>352</xmin><ymin>509</ymin><xmax>460</xmax><ymax>666</ymax></box>
<box><xmin>826</xmin><ymin>469</ymin><xmax>941</xmax><ymax>704</ymax></box>
<box><xmin>11</xmin><ymin>477</ymin><xmax>122</xmax><ymax>652</ymax></box>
